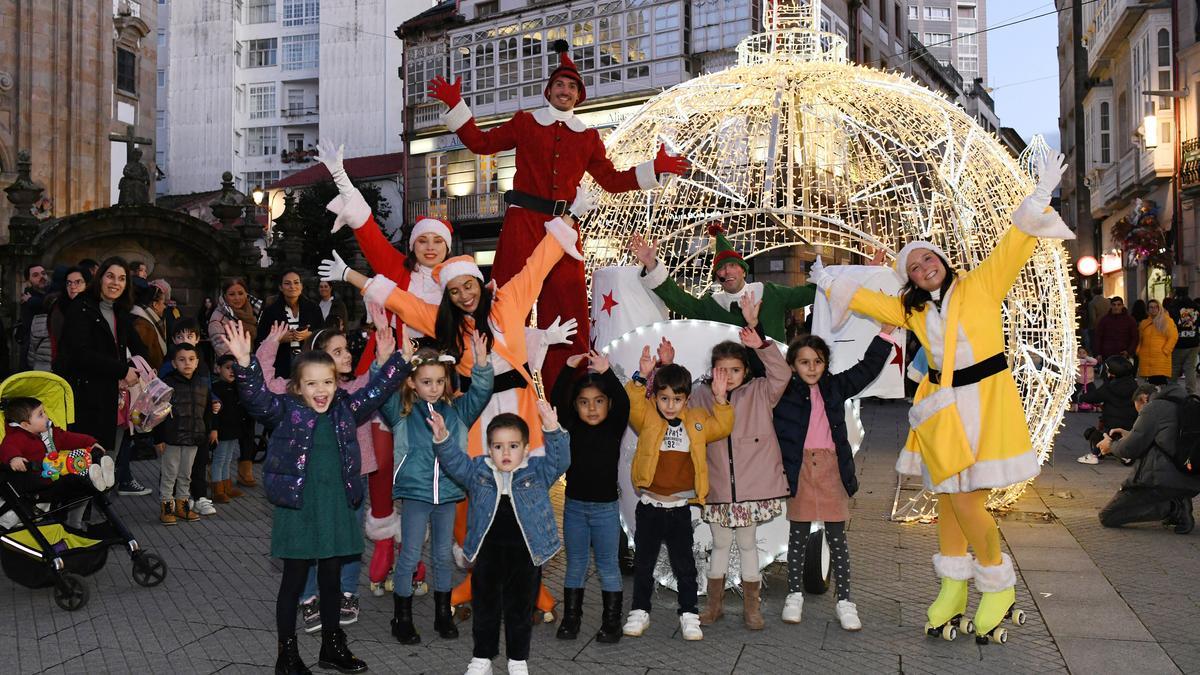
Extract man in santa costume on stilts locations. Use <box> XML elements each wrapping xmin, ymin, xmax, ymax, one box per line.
<box><xmin>427</xmin><ymin>39</ymin><xmax>691</xmax><ymax>389</ymax></box>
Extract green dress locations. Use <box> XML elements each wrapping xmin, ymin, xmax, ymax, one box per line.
<box><xmin>270</xmin><ymin>415</ymin><xmax>364</xmax><ymax>560</ymax></box>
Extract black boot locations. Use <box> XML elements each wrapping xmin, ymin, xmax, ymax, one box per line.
<box><xmin>595</xmin><ymin>590</ymin><xmax>623</xmax><ymax>644</ymax></box>
<box><xmin>317</xmin><ymin>627</ymin><xmax>367</xmax><ymax>674</ymax></box>
<box><xmin>433</xmin><ymin>590</ymin><xmax>459</xmax><ymax>639</ymax></box>
<box><xmin>556</xmin><ymin>587</ymin><xmax>585</xmax><ymax>640</ymax></box>
<box><xmin>390</xmin><ymin>593</ymin><xmax>421</xmax><ymax>644</ymax></box>
<box><xmin>275</xmin><ymin>635</ymin><xmax>311</xmax><ymax>675</ymax></box>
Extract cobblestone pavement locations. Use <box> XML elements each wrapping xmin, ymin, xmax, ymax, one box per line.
<box><xmin>13</xmin><ymin>398</ymin><xmax>1184</xmax><ymax>674</ymax></box>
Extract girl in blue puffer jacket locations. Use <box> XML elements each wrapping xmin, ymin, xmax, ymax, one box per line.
<box><xmin>225</xmin><ymin>320</ymin><xmax>408</xmax><ymax>675</ymax></box>
<box><xmin>381</xmin><ymin>332</ymin><xmax>494</xmax><ymax>644</ymax></box>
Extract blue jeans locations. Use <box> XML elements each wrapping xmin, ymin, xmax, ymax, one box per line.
<box><xmin>393</xmin><ymin>499</ymin><xmax>457</xmax><ymax>597</ymax></box>
<box><xmin>211</xmin><ymin>440</ymin><xmax>238</xmax><ymax>482</ymax></box>
<box><xmin>303</xmin><ymin>502</ymin><xmax>365</xmax><ymax>599</ymax></box>
<box><xmin>563</xmin><ymin>498</ymin><xmax>622</xmax><ymax>592</ymax></box>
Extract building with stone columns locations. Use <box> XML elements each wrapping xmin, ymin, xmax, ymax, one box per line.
<box><xmin>0</xmin><ymin>0</ymin><xmax>158</xmax><ymax>227</ymax></box>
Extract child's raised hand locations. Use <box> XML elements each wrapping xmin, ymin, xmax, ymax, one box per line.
<box><xmin>711</xmin><ymin>366</ymin><xmax>730</xmax><ymax>402</ymax></box>
<box><xmin>223</xmin><ymin>321</ymin><xmax>253</xmax><ymax>367</ymax></box>
<box><xmin>469</xmin><ymin>329</ymin><xmax>489</xmax><ymax>363</ymax></box>
<box><xmin>588</xmin><ymin>350</ymin><xmax>611</xmax><ymax>373</ymax></box>
<box><xmin>738</xmin><ymin>325</ymin><xmax>763</xmax><ymax>349</ymax></box>
<box><xmin>425</xmin><ymin>408</ymin><xmax>449</xmax><ymax>442</ymax></box>
<box><xmin>268</xmin><ymin>320</ymin><xmax>289</xmax><ymax>344</ymax></box>
<box><xmin>537</xmin><ymin>399</ymin><xmax>560</xmax><ymax>431</ymax></box>
<box><xmin>638</xmin><ymin>345</ymin><xmax>656</xmax><ymax>379</ymax></box>
<box><xmin>371</xmin><ymin>304</ymin><xmax>396</xmax><ymax>365</ymax></box>
<box><xmin>656</xmin><ymin>337</ymin><xmax>675</xmax><ymax>365</ymax></box>
<box><xmin>565</xmin><ymin>353</ymin><xmax>588</xmax><ymax>369</ymax></box>
<box><xmin>739</xmin><ymin>290</ymin><xmax>762</xmax><ymax>328</ymax></box>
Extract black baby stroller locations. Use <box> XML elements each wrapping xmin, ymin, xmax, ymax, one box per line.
<box><xmin>0</xmin><ymin>371</ymin><xmax>167</xmax><ymax>610</ymax></box>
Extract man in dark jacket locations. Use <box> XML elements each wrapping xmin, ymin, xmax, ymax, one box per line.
<box><xmin>16</xmin><ymin>263</ymin><xmax>50</xmax><ymax>371</ymax></box>
<box><xmin>1093</xmin><ymin>296</ymin><xmax>1139</xmax><ymax>360</ymax></box>
<box><xmin>1097</xmin><ymin>382</ymin><xmax>1200</xmax><ymax>534</ymax></box>
<box><xmin>154</xmin><ymin>344</ymin><xmax>215</xmax><ymax>525</ymax></box>
<box><xmin>1169</xmin><ymin>289</ymin><xmax>1199</xmax><ymax>394</ymax></box>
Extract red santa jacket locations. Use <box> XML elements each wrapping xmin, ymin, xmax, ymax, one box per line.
<box><xmin>351</xmin><ymin>215</ymin><xmax>413</xmax><ymax>375</ymax></box>
<box><xmin>0</xmin><ymin>425</ymin><xmax>98</xmax><ymax>467</ymax></box>
<box><xmin>443</xmin><ymin>102</ymin><xmax>658</xmax><ymax>203</ymax></box>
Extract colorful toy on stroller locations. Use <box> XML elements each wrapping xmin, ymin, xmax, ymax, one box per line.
<box><xmin>0</xmin><ymin>371</ymin><xmax>167</xmax><ymax>610</ymax></box>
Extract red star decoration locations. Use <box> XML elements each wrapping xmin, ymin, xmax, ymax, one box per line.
<box><xmin>600</xmin><ymin>291</ymin><xmax>619</xmax><ymax>316</ymax></box>
<box><xmin>890</xmin><ymin>345</ymin><xmax>903</xmax><ymax>372</ymax></box>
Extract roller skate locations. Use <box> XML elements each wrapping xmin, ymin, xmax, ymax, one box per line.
<box><xmin>365</xmin><ymin>513</ymin><xmax>400</xmax><ymax>595</ymax></box>
<box><xmin>369</xmin><ymin>574</ymin><xmax>395</xmax><ymax>597</ymax></box>
<box><xmin>412</xmin><ymin>561</ymin><xmax>429</xmax><ymax>596</ymax></box>
<box><xmin>924</xmin><ymin>554</ymin><xmax>974</xmax><ymax>641</ymax></box>
<box><xmin>972</xmin><ymin>554</ymin><xmax>1022</xmax><ymax>645</ymax></box>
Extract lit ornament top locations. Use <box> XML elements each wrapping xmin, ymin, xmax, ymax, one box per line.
<box><xmin>581</xmin><ymin>0</ymin><xmax>1076</xmax><ymax>509</ymax></box>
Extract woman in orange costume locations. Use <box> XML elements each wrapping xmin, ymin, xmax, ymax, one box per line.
<box><xmin>320</xmin><ymin>187</ymin><xmax>596</xmax><ymax>624</ymax></box>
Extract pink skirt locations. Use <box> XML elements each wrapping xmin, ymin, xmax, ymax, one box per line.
<box><xmin>787</xmin><ymin>447</ymin><xmax>849</xmax><ymax>522</ymax></box>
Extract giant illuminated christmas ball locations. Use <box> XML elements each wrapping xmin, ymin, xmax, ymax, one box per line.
<box><xmin>581</xmin><ymin>1</ymin><xmax>1075</xmax><ymax>509</ymax></box>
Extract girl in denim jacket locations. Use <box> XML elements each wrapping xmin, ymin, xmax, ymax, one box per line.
<box><xmin>430</xmin><ymin>400</ymin><xmax>570</xmax><ymax>675</ymax></box>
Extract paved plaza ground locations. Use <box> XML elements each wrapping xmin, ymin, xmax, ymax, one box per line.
<box><xmin>2</xmin><ymin>399</ymin><xmax>1196</xmax><ymax>674</ymax></box>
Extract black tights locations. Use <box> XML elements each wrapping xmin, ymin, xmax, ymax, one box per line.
<box><xmin>277</xmin><ymin>557</ymin><xmax>343</xmax><ymax>639</ymax></box>
<box><xmin>788</xmin><ymin>521</ymin><xmax>851</xmax><ymax>601</ymax></box>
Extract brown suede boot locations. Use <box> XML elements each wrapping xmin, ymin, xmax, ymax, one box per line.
<box><xmin>699</xmin><ymin>576</ymin><xmax>725</xmax><ymax>625</ymax></box>
<box><xmin>742</xmin><ymin>580</ymin><xmax>764</xmax><ymax>630</ymax></box>
<box><xmin>175</xmin><ymin>499</ymin><xmax>200</xmax><ymax>522</ymax></box>
<box><xmin>212</xmin><ymin>480</ymin><xmax>230</xmax><ymax>504</ymax></box>
<box><xmin>237</xmin><ymin>460</ymin><xmax>257</xmax><ymax>487</ymax></box>
<box><xmin>225</xmin><ymin>479</ymin><xmax>244</xmax><ymax>498</ymax></box>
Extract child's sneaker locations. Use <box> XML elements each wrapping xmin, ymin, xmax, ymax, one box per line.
<box><xmin>835</xmin><ymin>600</ymin><xmax>862</xmax><ymax>631</ymax></box>
<box><xmin>782</xmin><ymin>592</ymin><xmax>804</xmax><ymax>624</ymax></box>
<box><xmin>1076</xmin><ymin>453</ymin><xmax>1099</xmax><ymax>465</ymax></box>
<box><xmin>507</xmin><ymin>660</ymin><xmax>529</xmax><ymax>675</ymax></box>
<box><xmin>465</xmin><ymin>657</ymin><xmax>493</xmax><ymax>675</ymax></box>
<box><xmin>87</xmin><ymin>464</ymin><xmax>106</xmax><ymax>492</ymax></box>
<box><xmin>301</xmin><ymin>597</ymin><xmax>321</xmax><ymax>634</ymax></box>
<box><xmin>193</xmin><ymin>497</ymin><xmax>217</xmax><ymax>516</ymax></box>
<box><xmin>679</xmin><ymin>612</ymin><xmax>703</xmax><ymax>640</ymax></box>
<box><xmin>622</xmin><ymin>609</ymin><xmax>650</xmax><ymax>637</ymax></box>
<box><xmin>339</xmin><ymin>593</ymin><xmax>360</xmax><ymax>626</ymax></box>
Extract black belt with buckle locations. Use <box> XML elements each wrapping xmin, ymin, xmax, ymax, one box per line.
<box><xmin>504</xmin><ymin>190</ymin><xmax>569</xmax><ymax>217</ymax></box>
<box><xmin>928</xmin><ymin>352</ymin><xmax>1008</xmax><ymax>387</ymax></box>
<box><xmin>460</xmin><ymin>363</ymin><xmax>533</xmax><ymax>395</ymax></box>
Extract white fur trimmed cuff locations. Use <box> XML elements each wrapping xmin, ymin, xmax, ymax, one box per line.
<box><xmin>363</xmin><ymin>275</ymin><xmax>398</xmax><ymax>308</ymax></box>
<box><xmin>442</xmin><ymin>100</ymin><xmax>473</xmax><ymax>133</ymax></box>
<box><xmin>973</xmin><ymin>553</ymin><xmax>1016</xmax><ymax>592</ymax></box>
<box><xmin>640</xmin><ymin>259</ymin><xmax>669</xmax><ymax>289</ymax></box>
<box><xmin>544</xmin><ymin>217</ymin><xmax>584</xmax><ymax>261</ymax></box>
<box><xmin>364</xmin><ymin>511</ymin><xmax>401</xmax><ymax>542</ymax></box>
<box><xmin>827</xmin><ymin>276</ymin><xmax>861</xmax><ymax>331</ymax></box>
<box><xmin>1012</xmin><ymin>199</ymin><xmax>1075</xmax><ymax>240</ymax></box>
<box><xmin>636</xmin><ymin>160</ymin><xmax>660</xmax><ymax>190</ymax></box>
<box><xmin>932</xmin><ymin>553</ymin><xmax>975</xmax><ymax>581</ymax></box>
<box><xmin>325</xmin><ymin>189</ymin><xmax>372</xmax><ymax>230</ymax></box>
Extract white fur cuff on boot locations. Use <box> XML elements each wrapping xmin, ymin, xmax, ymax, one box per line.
<box><xmin>972</xmin><ymin>553</ymin><xmax>1016</xmax><ymax>593</ymax></box>
<box><xmin>364</xmin><ymin>511</ymin><xmax>401</xmax><ymax>542</ymax></box>
<box><xmin>544</xmin><ymin>217</ymin><xmax>584</xmax><ymax>261</ymax></box>
<box><xmin>932</xmin><ymin>553</ymin><xmax>975</xmax><ymax>581</ymax></box>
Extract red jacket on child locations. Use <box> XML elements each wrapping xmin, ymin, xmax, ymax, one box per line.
<box><xmin>0</xmin><ymin>425</ymin><xmax>98</xmax><ymax>467</ymax></box>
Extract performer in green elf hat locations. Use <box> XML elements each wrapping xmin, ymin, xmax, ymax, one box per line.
<box><xmin>628</xmin><ymin>224</ymin><xmax>816</xmax><ymax>341</ymax></box>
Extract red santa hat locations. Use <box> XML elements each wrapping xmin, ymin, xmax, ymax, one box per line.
<box><xmin>432</xmin><ymin>255</ymin><xmax>484</xmax><ymax>291</ymax></box>
<box><xmin>409</xmin><ymin>216</ymin><xmax>454</xmax><ymax>248</ymax></box>
<box><xmin>546</xmin><ymin>39</ymin><xmax>586</xmax><ymax>104</ymax></box>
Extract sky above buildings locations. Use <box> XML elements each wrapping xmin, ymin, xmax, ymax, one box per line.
<box><xmin>987</xmin><ymin>0</ymin><xmax>1061</xmax><ymax>149</ymax></box>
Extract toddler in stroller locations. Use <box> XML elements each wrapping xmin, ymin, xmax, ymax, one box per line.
<box><xmin>0</xmin><ymin>396</ymin><xmax>115</xmax><ymax>499</ymax></box>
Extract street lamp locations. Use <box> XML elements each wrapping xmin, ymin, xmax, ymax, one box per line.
<box><xmin>252</xmin><ymin>185</ymin><xmax>265</xmax><ymax>206</ymax></box>
<box><xmin>1143</xmin><ymin>114</ymin><xmax>1158</xmax><ymax>149</ymax></box>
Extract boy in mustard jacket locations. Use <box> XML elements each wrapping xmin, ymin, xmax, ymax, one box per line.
<box><xmin>622</xmin><ymin>343</ymin><xmax>733</xmax><ymax>641</ymax></box>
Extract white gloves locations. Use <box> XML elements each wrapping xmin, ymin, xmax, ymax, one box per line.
<box><xmin>318</xmin><ymin>250</ymin><xmax>349</xmax><ymax>282</ymax></box>
<box><xmin>569</xmin><ymin>184</ymin><xmax>596</xmax><ymax>221</ymax></box>
<box><xmin>315</xmin><ymin>139</ymin><xmax>354</xmax><ymax>196</ymax></box>
<box><xmin>808</xmin><ymin>257</ymin><xmax>833</xmax><ymax>292</ymax></box>
<box><xmin>542</xmin><ymin>316</ymin><xmax>578</xmax><ymax>346</ymax></box>
<box><xmin>1012</xmin><ymin>151</ymin><xmax>1074</xmax><ymax>240</ymax></box>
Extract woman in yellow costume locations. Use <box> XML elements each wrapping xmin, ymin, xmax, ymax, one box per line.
<box><xmin>814</xmin><ymin>153</ymin><xmax>1071</xmax><ymax>644</ymax></box>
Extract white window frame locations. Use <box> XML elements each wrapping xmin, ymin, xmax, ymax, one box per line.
<box><xmin>246</xmin><ymin>127</ymin><xmax>279</xmax><ymax>157</ymax></box>
<box><xmin>247</xmin><ymin>38</ymin><xmax>277</xmax><ymax>68</ymax></box>
<box><xmin>282</xmin><ymin>0</ymin><xmax>319</xmax><ymax>27</ymax></box>
<box><xmin>281</xmin><ymin>33</ymin><xmax>319</xmax><ymax>71</ymax></box>
<box><xmin>249</xmin><ymin>83</ymin><xmax>276</xmax><ymax>120</ymax></box>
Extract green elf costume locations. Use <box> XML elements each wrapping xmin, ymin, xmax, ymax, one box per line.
<box><xmin>638</xmin><ymin>224</ymin><xmax>815</xmax><ymax>341</ymax></box>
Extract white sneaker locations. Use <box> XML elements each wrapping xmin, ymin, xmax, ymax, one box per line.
<box><xmin>506</xmin><ymin>660</ymin><xmax>528</xmax><ymax>675</ymax></box>
<box><xmin>464</xmin><ymin>657</ymin><xmax>493</xmax><ymax>675</ymax></box>
<box><xmin>679</xmin><ymin>612</ymin><xmax>703</xmax><ymax>640</ymax></box>
<box><xmin>194</xmin><ymin>497</ymin><xmax>217</xmax><ymax>516</ymax></box>
<box><xmin>1076</xmin><ymin>453</ymin><xmax>1099</xmax><ymax>465</ymax></box>
<box><xmin>835</xmin><ymin>600</ymin><xmax>862</xmax><ymax>631</ymax></box>
<box><xmin>99</xmin><ymin>456</ymin><xmax>115</xmax><ymax>489</ymax></box>
<box><xmin>87</xmin><ymin>464</ymin><xmax>106</xmax><ymax>492</ymax></box>
<box><xmin>782</xmin><ymin>592</ymin><xmax>804</xmax><ymax>624</ymax></box>
<box><xmin>622</xmin><ymin>609</ymin><xmax>650</xmax><ymax>637</ymax></box>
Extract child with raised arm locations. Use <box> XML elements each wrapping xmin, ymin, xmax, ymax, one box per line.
<box><xmin>224</xmin><ymin>320</ymin><xmax>409</xmax><ymax>675</ymax></box>
<box><xmin>429</xmin><ymin>400</ymin><xmax>570</xmax><ymax>675</ymax></box>
<box><xmin>622</xmin><ymin>344</ymin><xmax>733</xmax><ymax>642</ymax></box>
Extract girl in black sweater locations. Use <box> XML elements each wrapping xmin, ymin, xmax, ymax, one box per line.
<box><xmin>550</xmin><ymin>350</ymin><xmax>631</xmax><ymax>644</ymax></box>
